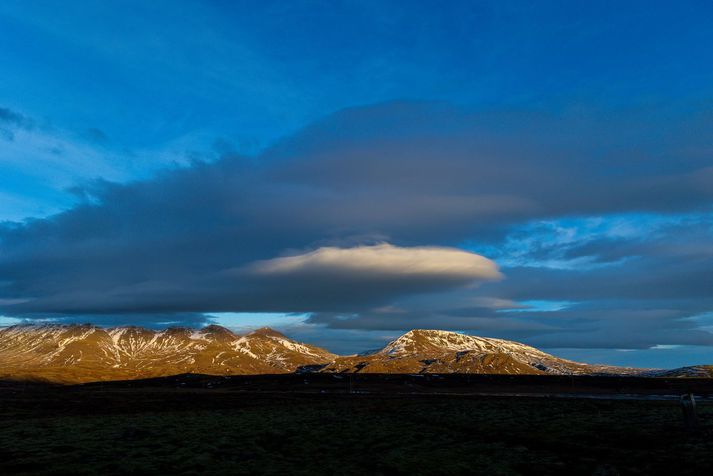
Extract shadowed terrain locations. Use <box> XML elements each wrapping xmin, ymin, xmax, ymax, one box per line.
<box><xmin>1</xmin><ymin>378</ymin><xmax>712</xmax><ymax>475</ymax></box>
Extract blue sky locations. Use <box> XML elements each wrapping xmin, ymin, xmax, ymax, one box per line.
<box><xmin>1</xmin><ymin>0</ymin><xmax>713</xmax><ymax>367</ymax></box>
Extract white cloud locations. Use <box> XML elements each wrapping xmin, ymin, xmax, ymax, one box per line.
<box><xmin>249</xmin><ymin>243</ymin><xmax>502</xmax><ymax>282</ymax></box>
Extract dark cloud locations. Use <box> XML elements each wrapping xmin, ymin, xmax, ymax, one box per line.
<box><xmin>0</xmin><ymin>106</ymin><xmax>34</xmax><ymax>140</ymax></box>
<box><xmin>1</xmin><ymin>100</ymin><xmax>712</xmax><ymax>351</ymax></box>
<box><xmin>0</xmin><ymin>107</ymin><xmax>29</xmax><ymax>127</ymax></box>
<box><xmin>0</xmin><ymin>243</ymin><xmax>500</xmax><ymax>316</ymax></box>
<box><xmin>10</xmin><ymin>312</ymin><xmax>212</xmax><ymax>330</ymax></box>
<box><xmin>85</xmin><ymin>127</ymin><xmax>109</xmax><ymax>144</ymax></box>
<box><xmin>497</xmin><ymin>234</ymin><xmax>713</xmax><ymax>303</ymax></box>
<box><xmin>307</xmin><ymin>296</ymin><xmax>713</xmax><ymax>350</ymax></box>
<box><xmin>305</xmin><ymin>218</ymin><xmax>713</xmax><ymax>349</ymax></box>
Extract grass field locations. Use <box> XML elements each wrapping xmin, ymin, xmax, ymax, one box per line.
<box><xmin>1</xmin><ymin>381</ymin><xmax>713</xmax><ymax>475</ymax></box>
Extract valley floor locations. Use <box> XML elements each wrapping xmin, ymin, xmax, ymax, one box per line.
<box><xmin>1</xmin><ymin>379</ymin><xmax>713</xmax><ymax>475</ymax></box>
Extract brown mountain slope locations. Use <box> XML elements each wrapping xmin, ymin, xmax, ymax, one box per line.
<box><xmin>3</xmin><ymin>326</ymin><xmax>706</xmax><ymax>383</ymax></box>
<box><xmin>321</xmin><ymin>329</ymin><xmax>643</xmax><ymax>376</ymax></box>
<box><xmin>0</xmin><ymin>324</ymin><xmax>335</xmax><ymax>383</ymax></box>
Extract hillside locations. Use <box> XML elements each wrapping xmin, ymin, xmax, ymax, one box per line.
<box><xmin>0</xmin><ymin>324</ymin><xmax>335</xmax><ymax>383</ymax></box>
<box><xmin>321</xmin><ymin>329</ymin><xmax>643</xmax><ymax>375</ymax></box>
<box><xmin>2</xmin><ymin>325</ymin><xmax>710</xmax><ymax>383</ymax></box>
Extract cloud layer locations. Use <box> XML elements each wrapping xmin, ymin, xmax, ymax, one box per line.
<box><xmin>1</xmin><ymin>101</ymin><xmax>712</xmax><ymax>354</ymax></box>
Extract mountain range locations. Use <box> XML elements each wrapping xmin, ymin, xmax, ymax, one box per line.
<box><xmin>0</xmin><ymin>324</ymin><xmax>710</xmax><ymax>383</ymax></box>
<box><xmin>0</xmin><ymin>324</ymin><xmax>334</xmax><ymax>383</ymax></box>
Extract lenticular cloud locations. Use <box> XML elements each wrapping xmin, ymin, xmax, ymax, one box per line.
<box><xmin>249</xmin><ymin>243</ymin><xmax>502</xmax><ymax>283</ymax></box>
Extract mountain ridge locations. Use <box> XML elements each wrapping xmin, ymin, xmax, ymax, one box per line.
<box><xmin>0</xmin><ymin>323</ymin><xmax>335</xmax><ymax>383</ymax></box>
<box><xmin>1</xmin><ymin>324</ymin><xmax>710</xmax><ymax>383</ymax></box>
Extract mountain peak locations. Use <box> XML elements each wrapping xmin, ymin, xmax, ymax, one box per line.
<box><xmin>382</xmin><ymin>329</ymin><xmax>491</xmax><ymax>356</ymax></box>
<box><xmin>323</xmin><ymin>329</ymin><xmax>626</xmax><ymax>375</ymax></box>
<box><xmin>402</xmin><ymin>329</ymin><xmax>460</xmax><ymax>338</ymax></box>
<box><xmin>199</xmin><ymin>325</ymin><xmax>236</xmax><ymax>339</ymax></box>
<box><xmin>248</xmin><ymin>327</ymin><xmax>288</xmax><ymax>339</ymax></box>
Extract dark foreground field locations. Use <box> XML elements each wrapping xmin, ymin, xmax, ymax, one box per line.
<box><xmin>1</xmin><ymin>375</ymin><xmax>713</xmax><ymax>475</ymax></box>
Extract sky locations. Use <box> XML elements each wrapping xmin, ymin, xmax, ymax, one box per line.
<box><xmin>1</xmin><ymin>0</ymin><xmax>712</xmax><ymax>367</ymax></box>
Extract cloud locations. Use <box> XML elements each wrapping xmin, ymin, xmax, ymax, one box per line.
<box><xmin>305</xmin><ymin>216</ymin><xmax>713</xmax><ymax>349</ymax></box>
<box><xmin>0</xmin><ymin>242</ymin><xmax>501</xmax><ymax>317</ymax></box>
<box><xmin>249</xmin><ymin>244</ymin><xmax>502</xmax><ymax>281</ymax></box>
<box><xmin>1</xmin><ymin>312</ymin><xmax>212</xmax><ymax>329</ymax></box>
<box><xmin>0</xmin><ymin>100</ymin><xmax>712</xmax><ymax>354</ymax></box>
<box><xmin>85</xmin><ymin>127</ymin><xmax>109</xmax><ymax>144</ymax></box>
<box><xmin>0</xmin><ymin>107</ymin><xmax>33</xmax><ymax>128</ymax></box>
<box><xmin>212</xmin><ymin>244</ymin><xmax>503</xmax><ymax>314</ymax></box>
<box><xmin>0</xmin><ymin>106</ymin><xmax>223</xmax><ymax>221</ymax></box>
<box><xmin>0</xmin><ymin>106</ymin><xmax>34</xmax><ymax>141</ymax></box>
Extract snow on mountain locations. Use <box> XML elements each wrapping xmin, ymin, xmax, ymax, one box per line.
<box><xmin>322</xmin><ymin>329</ymin><xmax>646</xmax><ymax>376</ymax></box>
<box><xmin>0</xmin><ymin>324</ymin><xmax>335</xmax><ymax>383</ymax></box>
<box><xmin>1</xmin><ymin>326</ymin><xmax>706</xmax><ymax>383</ymax></box>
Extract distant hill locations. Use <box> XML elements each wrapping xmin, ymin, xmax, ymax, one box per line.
<box><xmin>651</xmin><ymin>365</ymin><xmax>713</xmax><ymax>378</ymax></box>
<box><xmin>0</xmin><ymin>325</ymin><xmax>708</xmax><ymax>383</ymax></box>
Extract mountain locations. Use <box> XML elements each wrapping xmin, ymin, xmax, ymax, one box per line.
<box><xmin>0</xmin><ymin>324</ymin><xmax>335</xmax><ymax>383</ymax></box>
<box><xmin>1</xmin><ymin>326</ymin><xmax>708</xmax><ymax>383</ymax></box>
<box><xmin>650</xmin><ymin>365</ymin><xmax>713</xmax><ymax>378</ymax></box>
<box><xmin>321</xmin><ymin>329</ymin><xmax>643</xmax><ymax>376</ymax></box>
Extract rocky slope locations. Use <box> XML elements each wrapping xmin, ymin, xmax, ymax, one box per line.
<box><xmin>321</xmin><ymin>329</ymin><xmax>644</xmax><ymax>376</ymax></box>
<box><xmin>0</xmin><ymin>324</ymin><xmax>335</xmax><ymax>383</ymax></box>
